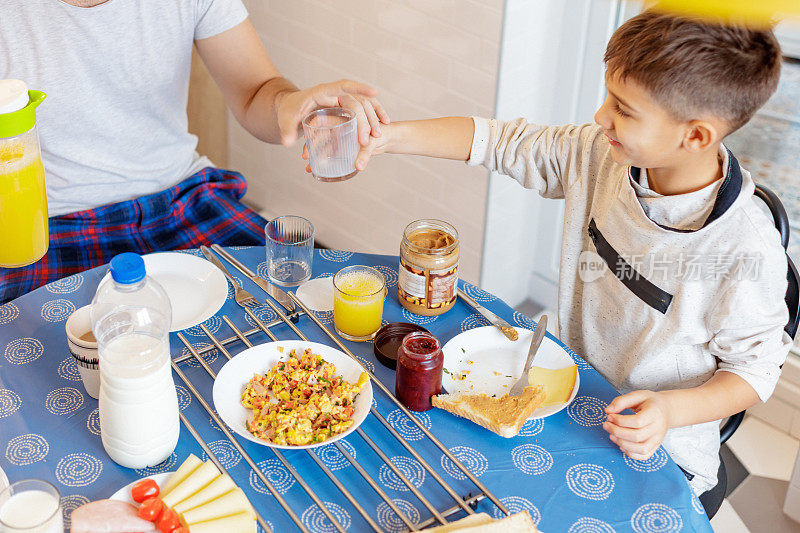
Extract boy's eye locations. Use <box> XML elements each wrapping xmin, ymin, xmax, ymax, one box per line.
<box><xmin>614</xmin><ymin>104</ymin><xmax>630</xmax><ymax>118</ymax></box>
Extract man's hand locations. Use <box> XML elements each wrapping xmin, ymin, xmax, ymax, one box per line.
<box><xmin>276</xmin><ymin>80</ymin><xmax>389</xmax><ymax>148</ymax></box>
<box><xmin>603</xmin><ymin>390</ymin><xmax>673</xmax><ymax>461</ymax></box>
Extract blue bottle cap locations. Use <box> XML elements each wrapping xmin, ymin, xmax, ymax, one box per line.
<box><xmin>110</xmin><ymin>253</ymin><xmax>146</xmax><ymax>284</ymax></box>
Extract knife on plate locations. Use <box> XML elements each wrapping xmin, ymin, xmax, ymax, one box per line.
<box><xmin>456</xmin><ymin>286</ymin><xmax>518</xmax><ymax>341</ymax></box>
<box><xmin>209</xmin><ymin>244</ymin><xmax>296</xmax><ymax>314</ymax></box>
<box><xmin>508</xmin><ymin>314</ymin><xmax>548</xmax><ymax>397</ymax></box>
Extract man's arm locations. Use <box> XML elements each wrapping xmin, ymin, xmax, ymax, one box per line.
<box><xmin>603</xmin><ymin>372</ymin><xmax>760</xmax><ymax>460</ymax></box>
<box><xmin>195</xmin><ymin>19</ymin><xmax>387</xmax><ymax>147</ymax></box>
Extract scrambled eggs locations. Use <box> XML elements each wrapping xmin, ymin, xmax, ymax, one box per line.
<box><xmin>242</xmin><ymin>348</ymin><xmax>369</xmax><ymax>445</ymax></box>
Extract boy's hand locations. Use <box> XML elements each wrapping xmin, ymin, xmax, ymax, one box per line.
<box><xmin>603</xmin><ymin>390</ymin><xmax>673</xmax><ymax>461</ymax></box>
<box><xmin>301</xmin><ymin>123</ymin><xmax>394</xmax><ymax>173</ymax></box>
<box><xmin>276</xmin><ymin>79</ymin><xmax>389</xmax><ymax>147</ymax></box>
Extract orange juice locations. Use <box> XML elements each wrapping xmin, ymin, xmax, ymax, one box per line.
<box><xmin>333</xmin><ymin>267</ymin><xmax>386</xmax><ymax>341</ymax></box>
<box><xmin>0</xmin><ymin>142</ymin><xmax>48</xmax><ymax>267</ymax></box>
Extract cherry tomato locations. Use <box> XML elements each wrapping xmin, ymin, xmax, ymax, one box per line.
<box><xmin>131</xmin><ymin>478</ymin><xmax>160</xmax><ymax>503</ymax></box>
<box><xmin>157</xmin><ymin>508</ymin><xmax>182</xmax><ymax>533</ymax></box>
<box><xmin>172</xmin><ymin>529</ymin><xmax>189</xmax><ymax>533</ymax></box>
<box><xmin>138</xmin><ymin>497</ymin><xmax>163</xmax><ymax>522</ymax></box>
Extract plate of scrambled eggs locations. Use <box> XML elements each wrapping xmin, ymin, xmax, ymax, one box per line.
<box><xmin>213</xmin><ymin>341</ymin><xmax>373</xmax><ymax>449</ymax></box>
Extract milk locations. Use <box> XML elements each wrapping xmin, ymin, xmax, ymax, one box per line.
<box><xmin>0</xmin><ymin>490</ymin><xmax>62</xmax><ymax>532</ymax></box>
<box><xmin>99</xmin><ymin>333</ymin><xmax>179</xmax><ymax>469</ymax></box>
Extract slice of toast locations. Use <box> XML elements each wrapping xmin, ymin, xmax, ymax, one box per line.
<box><xmin>424</xmin><ymin>511</ymin><xmax>538</xmax><ymax>532</ymax></box>
<box><xmin>431</xmin><ymin>385</ymin><xmax>546</xmax><ymax>438</ymax></box>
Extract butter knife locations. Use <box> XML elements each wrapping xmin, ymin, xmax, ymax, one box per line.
<box><xmin>456</xmin><ymin>286</ymin><xmax>518</xmax><ymax>341</ymax></box>
<box><xmin>509</xmin><ymin>314</ymin><xmax>548</xmax><ymax>397</ymax></box>
<box><xmin>210</xmin><ymin>244</ymin><xmax>296</xmax><ymax>314</ymax></box>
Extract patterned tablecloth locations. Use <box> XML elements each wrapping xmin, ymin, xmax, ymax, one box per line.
<box><xmin>0</xmin><ymin>248</ymin><xmax>712</xmax><ymax>532</ymax></box>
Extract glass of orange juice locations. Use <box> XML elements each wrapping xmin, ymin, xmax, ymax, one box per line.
<box><xmin>333</xmin><ymin>265</ymin><xmax>386</xmax><ymax>341</ymax></box>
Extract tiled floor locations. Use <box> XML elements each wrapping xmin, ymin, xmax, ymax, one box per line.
<box><xmin>719</xmin><ymin>418</ymin><xmax>800</xmax><ymax>532</ymax></box>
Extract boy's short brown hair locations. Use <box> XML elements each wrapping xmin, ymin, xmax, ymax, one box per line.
<box><xmin>605</xmin><ymin>10</ymin><xmax>781</xmax><ymax>133</ymax></box>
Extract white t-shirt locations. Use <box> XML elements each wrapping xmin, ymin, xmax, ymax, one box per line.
<box><xmin>469</xmin><ymin>117</ymin><xmax>791</xmax><ymax>494</ymax></box>
<box><xmin>0</xmin><ymin>0</ymin><xmax>248</xmax><ymax>216</ymax></box>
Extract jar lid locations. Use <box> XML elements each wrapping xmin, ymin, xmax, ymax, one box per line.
<box><xmin>402</xmin><ymin>219</ymin><xmax>459</xmax><ymax>256</ymax></box>
<box><xmin>0</xmin><ymin>83</ymin><xmax>45</xmax><ymax>139</ymax></box>
<box><xmin>0</xmin><ymin>80</ymin><xmax>28</xmax><ymax>115</ymax></box>
<box><xmin>373</xmin><ymin>322</ymin><xmax>431</xmax><ymax>370</ymax></box>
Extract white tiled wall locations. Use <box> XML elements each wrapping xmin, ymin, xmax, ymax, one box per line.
<box><xmin>229</xmin><ymin>0</ymin><xmax>504</xmax><ymax>284</ymax></box>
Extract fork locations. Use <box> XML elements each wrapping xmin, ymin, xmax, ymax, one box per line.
<box><xmin>200</xmin><ymin>246</ymin><xmax>259</xmax><ymax>308</ymax></box>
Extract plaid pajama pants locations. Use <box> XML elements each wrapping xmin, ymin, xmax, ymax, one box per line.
<box><xmin>0</xmin><ymin>167</ymin><xmax>267</xmax><ymax>304</ymax></box>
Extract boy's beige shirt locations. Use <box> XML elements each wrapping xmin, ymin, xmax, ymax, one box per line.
<box><xmin>469</xmin><ymin>117</ymin><xmax>792</xmax><ymax>495</ymax></box>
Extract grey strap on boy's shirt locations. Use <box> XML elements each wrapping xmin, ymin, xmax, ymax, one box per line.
<box><xmin>586</xmin><ymin>149</ymin><xmax>744</xmax><ymax>314</ymax></box>
<box><xmin>468</xmin><ymin>116</ymin><xmax>792</xmax><ymax>495</ymax></box>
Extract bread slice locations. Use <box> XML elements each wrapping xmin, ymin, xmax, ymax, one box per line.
<box><xmin>431</xmin><ymin>385</ymin><xmax>545</xmax><ymax>438</ymax></box>
<box><xmin>424</xmin><ymin>513</ymin><xmax>493</xmax><ymax>532</ymax></box>
<box><xmin>425</xmin><ymin>511</ymin><xmax>538</xmax><ymax>532</ymax></box>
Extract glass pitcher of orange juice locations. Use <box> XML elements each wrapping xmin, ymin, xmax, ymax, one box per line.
<box><xmin>0</xmin><ymin>80</ymin><xmax>48</xmax><ymax>268</ymax></box>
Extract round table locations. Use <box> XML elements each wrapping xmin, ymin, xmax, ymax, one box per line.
<box><xmin>0</xmin><ymin>247</ymin><xmax>712</xmax><ymax>532</ymax></box>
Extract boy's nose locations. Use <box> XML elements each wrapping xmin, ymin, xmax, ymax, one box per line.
<box><xmin>594</xmin><ymin>105</ymin><xmax>611</xmax><ymax>130</ymax></box>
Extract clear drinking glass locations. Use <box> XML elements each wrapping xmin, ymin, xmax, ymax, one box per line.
<box><xmin>265</xmin><ymin>215</ymin><xmax>314</xmax><ymax>287</ymax></box>
<box><xmin>333</xmin><ymin>265</ymin><xmax>387</xmax><ymax>341</ymax></box>
<box><xmin>302</xmin><ymin>107</ymin><xmax>359</xmax><ymax>182</ymax></box>
<box><xmin>0</xmin><ymin>479</ymin><xmax>63</xmax><ymax>532</ymax></box>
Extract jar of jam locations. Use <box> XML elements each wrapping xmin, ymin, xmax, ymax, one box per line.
<box><xmin>395</xmin><ymin>331</ymin><xmax>444</xmax><ymax>411</ymax></box>
<box><xmin>398</xmin><ymin>219</ymin><xmax>459</xmax><ymax>316</ymax></box>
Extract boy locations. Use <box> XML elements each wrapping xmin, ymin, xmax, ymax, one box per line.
<box><xmin>344</xmin><ymin>10</ymin><xmax>792</xmax><ymax>513</ymax></box>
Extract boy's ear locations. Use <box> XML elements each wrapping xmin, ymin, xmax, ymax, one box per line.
<box><xmin>682</xmin><ymin>120</ymin><xmax>720</xmax><ymax>153</ymax></box>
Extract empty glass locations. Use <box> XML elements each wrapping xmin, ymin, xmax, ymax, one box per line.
<box><xmin>0</xmin><ymin>479</ymin><xmax>63</xmax><ymax>532</ymax></box>
<box><xmin>265</xmin><ymin>216</ymin><xmax>314</xmax><ymax>287</ymax></box>
<box><xmin>302</xmin><ymin>107</ymin><xmax>359</xmax><ymax>182</ymax></box>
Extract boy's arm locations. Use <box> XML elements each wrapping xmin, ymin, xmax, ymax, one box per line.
<box><xmin>353</xmin><ymin>117</ymin><xmax>601</xmax><ymax>198</ymax></box>
<box><xmin>366</xmin><ymin>118</ymin><xmax>475</xmax><ymax>163</ymax></box>
<box><xmin>603</xmin><ymin>372</ymin><xmax>760</xmax><ymax>460</ymax></box>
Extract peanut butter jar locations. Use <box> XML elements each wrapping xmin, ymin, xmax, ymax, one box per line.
<box><xmin>398</xmin><ymin>219</ymin><xmax>460</xmax><ymax>316</ymax></box>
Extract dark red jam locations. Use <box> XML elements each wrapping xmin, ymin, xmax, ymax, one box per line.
<box><xmin>395</xmin><ymin>332</ymin><xmax>443</xmax><ymax>411</ymax></box>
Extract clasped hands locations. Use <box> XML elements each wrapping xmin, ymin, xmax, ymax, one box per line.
<box><xmin>604</xmin><ymin>389</ymin><xmax>674</xmax><ymax>461</ymax></box>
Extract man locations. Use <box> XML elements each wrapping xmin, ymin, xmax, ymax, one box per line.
<box><xmin>0</xmin><ymin>0</ymin><xmax>387</xmax><ymax>302</ymax></box>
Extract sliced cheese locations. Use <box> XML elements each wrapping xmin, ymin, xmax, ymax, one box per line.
<box><xmin>161</xmin><ymin>454</ymin><xmax>202</xmax><ymax>497</ymax></box>
<box><xmin>187</xmin><ymin>511</ymin><xmax>253</xmax><ymax>533</ymax></box>
<box><xmin>182</xmin><ymin>488</ymin><xmax>255</xmax><ymax>525</ymax></box>
<box><xmin>528</xmin><ymin>365</ymin><xmax>577</xmax><ymax>406</ymax></box>
<box><xmin>173</xmin><ymin>473</ymin><xmax>236</xmax><ymax>514</ymax></box>
<box><xmin>162</xmin><ymin>461</ymin><xmax>220</xmax><ymax>508</ymax></box>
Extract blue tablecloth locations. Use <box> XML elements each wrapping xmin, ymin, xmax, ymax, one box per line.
<box><xmin>0</xmin><ymin>248</ymin><xmax>712</xmax><ymax>532</ymax></box>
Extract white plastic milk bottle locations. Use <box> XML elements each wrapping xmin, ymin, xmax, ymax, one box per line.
<box><xmin>91</xmin><ymin>253</ymin><xmax>179</xmax><ymax>469</ymax></box>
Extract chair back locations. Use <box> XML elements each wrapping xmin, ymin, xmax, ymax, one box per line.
<box><xmin>720</xmin><ymin>184</ymin><xmax>800</xmax><ymax>443</ymax></box>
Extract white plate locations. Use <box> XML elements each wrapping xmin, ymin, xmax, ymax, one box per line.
<box><xmin>441</xmin><ymin>326</ymin><xmax>580</xmax><ymax>419</ymax></box>
<box><xmin>101</xmin><ymin>252</ymin><xmax>227</xmax><ymax>332</ymax></box>
<box><xmin>109</xmin><ymin>472</ymin><xmax>173</xmax><ymax>504</ymax></box>
<box><xmin>110</xmin><ymin>471</ymin><xmax>256</xmax><ymax>532</ymax></box>
<box><xmin>213</xmin><ymin>341</ymin><xmax>373</xmax><ymax>450</ymax></box>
